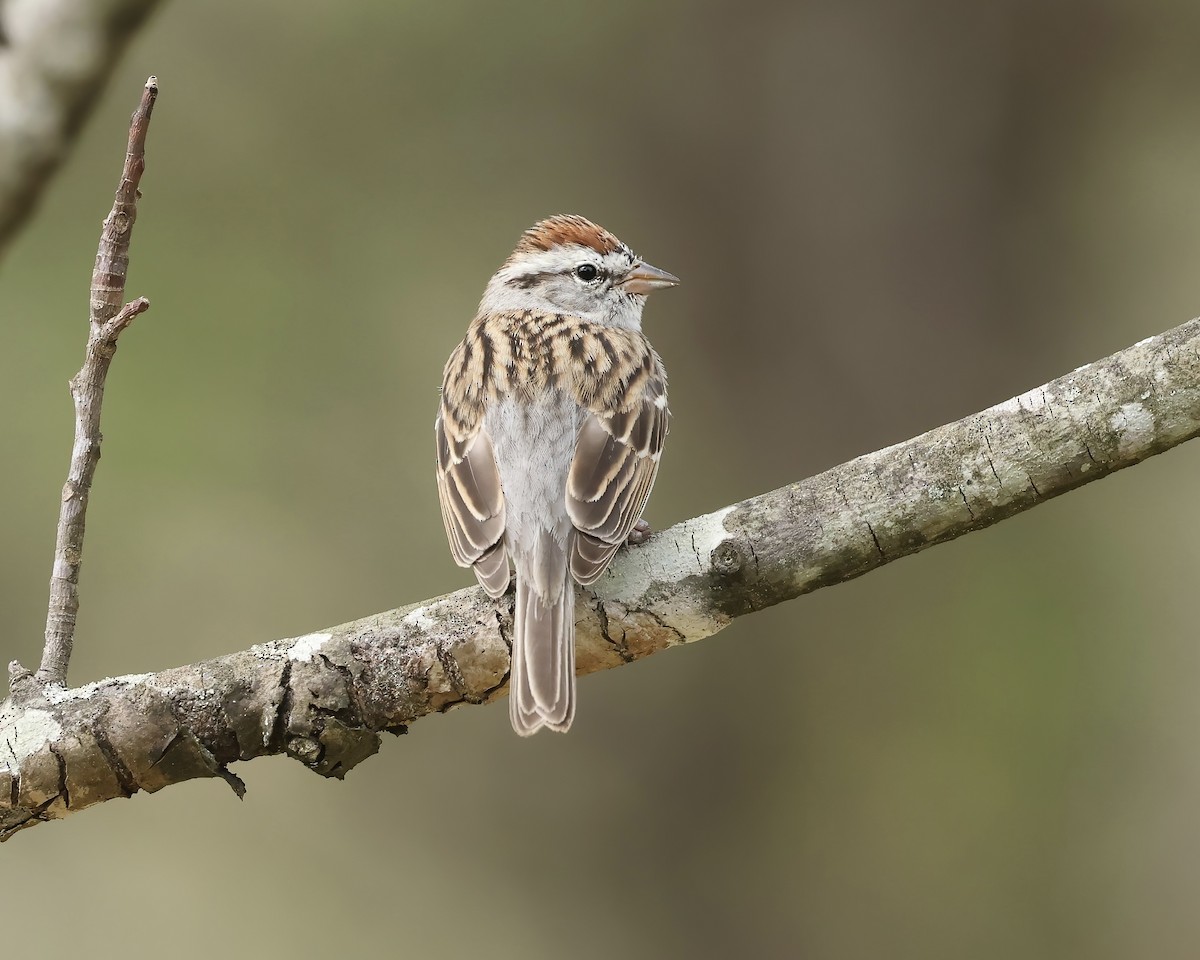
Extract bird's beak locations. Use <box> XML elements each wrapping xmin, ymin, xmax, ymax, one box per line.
<box><xmin>621</xmin><ymin>261</ymin><xmax>680</xmax><ymax>295</ymax></box>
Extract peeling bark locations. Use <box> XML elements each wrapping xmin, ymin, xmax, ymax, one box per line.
<box><xmin>2</xmin><ymin>318</ymin><xmax>1200</xmax><ymax>840</ymax></box>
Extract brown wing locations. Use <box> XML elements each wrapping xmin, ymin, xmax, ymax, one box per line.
<box><xmin>566</xmin><ymin>369</ymin><xmax>669</xmax><ymax>586</ymax></box>
<box><xmin>435</xmin><ymin>410</ymin><xmax>510</xmax><ymax>599</ymax></box>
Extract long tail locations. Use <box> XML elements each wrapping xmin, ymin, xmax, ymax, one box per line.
<box><xmin>509</xmin><ymin>555</ymin><xmax>576</xmax><ymax>736</ymax></box>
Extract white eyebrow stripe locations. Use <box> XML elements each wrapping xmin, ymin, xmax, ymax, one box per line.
<box><xmin>503</xmin><ymin>246</ymin><xmax>633</xmax><ymax>281</ymax></box>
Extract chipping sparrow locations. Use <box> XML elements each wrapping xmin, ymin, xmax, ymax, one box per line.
<box><xmin>435</xmin><ymin>215</ymin><xmax>678</xmax><ymax>735</ymax></box>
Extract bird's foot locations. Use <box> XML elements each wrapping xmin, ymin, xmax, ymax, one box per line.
<box><xmin>626</xmin><ymin>518</ymin><xmax>653</xmax><ymax>546</ymax></box>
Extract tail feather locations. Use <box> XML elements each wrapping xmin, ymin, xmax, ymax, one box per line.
<box><xmin>509</xmin><ymin>572</ymin><xmax>576</xmax><ymax>736</ymax></box>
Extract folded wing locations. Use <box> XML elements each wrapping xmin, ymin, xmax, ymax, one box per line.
<box><xmin>435</xmin><ymin>411</ymin><xmax>510</xmax><ymax>598</ymax></box>
<box><xmin>566</xmin><ymin>369</ymin><xmax>669</xmax><ymax>585</ymax></box>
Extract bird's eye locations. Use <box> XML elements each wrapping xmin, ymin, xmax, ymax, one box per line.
<box><xmin>575</xmin><ymin>263</ymin><xmax>600</xmax><ymax>282</ymax></box>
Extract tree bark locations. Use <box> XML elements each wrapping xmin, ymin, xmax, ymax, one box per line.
<box><xmin>3</xmin><ymin>314</ymin><xmax>1198</xmax><ymax>841</ymax></box>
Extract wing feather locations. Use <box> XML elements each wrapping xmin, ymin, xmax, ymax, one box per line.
<box><xmin>566</xmin><ymin>361</ymin><xmax>669</xmax><ymax>586</ymax></box>
<box><xmin>435</xmin><ymin>412</ymin><xmax>510</xmax><ymax>598</ymax></box>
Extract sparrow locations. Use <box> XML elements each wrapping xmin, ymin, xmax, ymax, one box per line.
<box><xmin>435</xmin><ymin>215</ymin><xmax>678</xmax><ymax>735</ymax></box>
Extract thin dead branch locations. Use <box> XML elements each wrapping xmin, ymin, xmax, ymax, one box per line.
<box><xmin>35</xmin><ymin>77</ymin><xmax>157</xmax><ymax>686</ymax></box>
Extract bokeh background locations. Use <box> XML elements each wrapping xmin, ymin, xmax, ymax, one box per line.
<box><xmin>3</xmin><ymin>1</ymin><xmax>1200</xmax><ymax>957</ymax></box>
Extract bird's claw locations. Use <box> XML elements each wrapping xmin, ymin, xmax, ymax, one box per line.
<box><xmin>626</xmin><ymin>518</ymin><xmax>652</xmax><ymax>546</ymax></box>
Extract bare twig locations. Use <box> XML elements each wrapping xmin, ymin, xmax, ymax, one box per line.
<box><xmin>2</xmin><ymin>313</ymin><xmax>1199</xmax><ymax>839</ymax></box>
<box><xmin>35</xmin><ymin>77</ymin><xmax>158</xmax><ymax>687</ymax></box>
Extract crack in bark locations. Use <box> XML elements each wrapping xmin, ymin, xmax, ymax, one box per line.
<box><xmin>638</xmin><ymin>607</ymin><xmax>687</xmax><ymax>647</ymax></box>
<box><xmin>865</xmin><ymin>521</ymin><xmax>886</xmax><ymax>560</ymax></box>
<box><xmin>432</xmin><ymin>646</ymin><xmax>474</xmax><ymax>708</ymax></box>
<box><xmin>150</xmin><ymin>729</ymin><xmax>183</xmax><ymax>770</ymax></box>
<box><xmin>269</xmin><ymin>661</ymin><xmax>293</xmax><ymax>753</ymax></box>
<box><xmin>493</xmin><ymin>606</ymin><xmax>512</xmax><ymax>653</ymax></box>
<box><xmin>595</xmin><ymin>600</ymin><xmax>633</xmax><ymax>663</ymax></box>
<box><xmin>957</xmin><ymin>485</ymin><xmax>976</xmax><ymax>520</ymax></box>
<box><xmin>48</xmin><ymin>743</ymin><xmax>68</xmax><ymax>811</ymax></box>
<box><xmin>92</xmin><ymin>716</ymin><xmax>137</xmax><ymax>798</ymax></box>
<box><xmin>479</xmin><ymin>669</ymin><xmax>512</xmax><ymax>704</ymax></box>
<box><xmin>834</xmin><ymin>478</ymin><xmax>886</xmax><ymax>560</ymax></box>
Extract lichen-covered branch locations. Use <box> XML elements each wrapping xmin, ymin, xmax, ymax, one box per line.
<box><xmin>3</xmin><ymin>316</ymin><xmax>1199</xmax><ymax>840</ymax></box>
<box><xmin>33</xmin><ymin>77</ymin><xmax>156</xmax><ymax>687</ymax></box>
<box><xmin>0</xmin><ymin>0</ymin><xmax>164</xmax><ymax>257</ymax></box>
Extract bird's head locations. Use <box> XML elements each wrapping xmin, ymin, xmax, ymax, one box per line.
<box><xmin>481</xmin><ymin>214</ymin><xmax>679</xmax><ymax>329</ymax></box>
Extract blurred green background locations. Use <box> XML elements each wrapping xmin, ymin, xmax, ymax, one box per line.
<box><xmin>3</xmin><ymin>1</ymin><xmax>1200</xmax><ymax>957</ymax></box>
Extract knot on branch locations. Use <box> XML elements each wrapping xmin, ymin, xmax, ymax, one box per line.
<box><xmin>282</xmin><ymin>656</ymin><xmax>381</xmax><ymax>780</ymax></box>
<box><xmin>107</xmin><ymin>210</ymin><xmax>131</xmax><ymax>236</ymax></box>
<box><xmin>5</xmin><ymin>661</ymin><xmax>42</xmax><ymax>707</ymax></box>
<box><xmin>711</xmin><ymin>538</ymin><xmax>752</xmax><ymax>577</ymax></box>
<box><xmin>285</xmin><ymin>724</ymin><xmax>380</xmax><ymax>780</ymax></box>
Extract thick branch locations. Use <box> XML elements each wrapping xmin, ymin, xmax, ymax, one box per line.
<box><xmin>36</xmin><ymin>77</ymin><xmax>156</xmax><ymax>686</ymax></box>
<box><xmin>0</xmin><ymin>0</ymin><xmax>163</xmax><ymax>257</ymax></box>
<box><xmin>3</xmin><ymin>315</ymin><xmax>1198</xmax><ymax>839</ymax></box>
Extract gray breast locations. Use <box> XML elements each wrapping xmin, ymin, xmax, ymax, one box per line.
<box><xmin>486</xmin><ymin>390</ymin><xmax>585</xmax><ymax>556</ymax></box>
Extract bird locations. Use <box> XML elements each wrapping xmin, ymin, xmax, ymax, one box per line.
<box><xmin>435</xmin><ymin>214</ymin><xmax>678</xmax><ymax>735</ymax></box>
